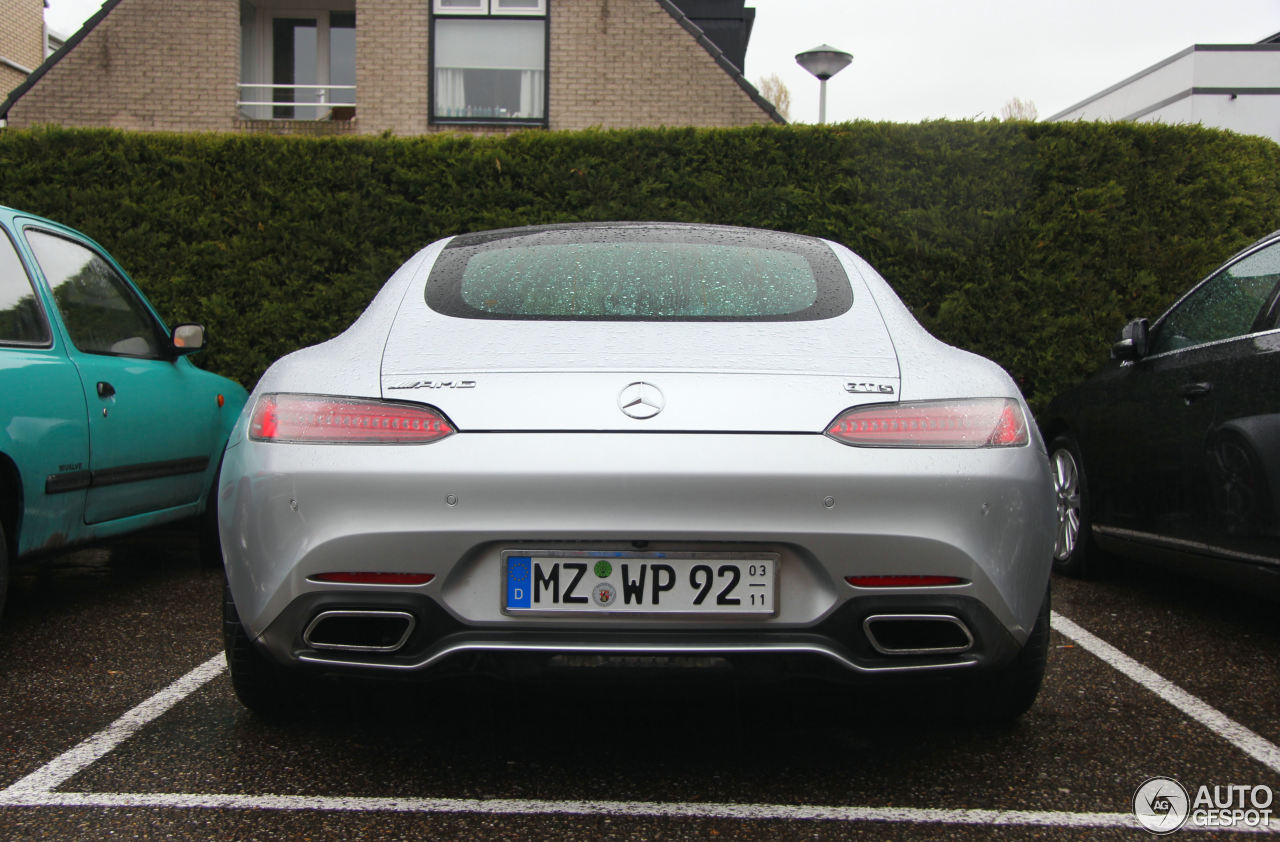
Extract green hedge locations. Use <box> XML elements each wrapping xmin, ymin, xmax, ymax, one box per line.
<box><xmin>1</xmin><ymin>122</ymin><xmax>1278</xmax><ymax>412</ymax></box>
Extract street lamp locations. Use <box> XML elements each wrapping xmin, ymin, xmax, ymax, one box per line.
<box><xmin>795</xmin><ymin>44</ymin><xmax>852</xmax><ymax>124</ymax></box>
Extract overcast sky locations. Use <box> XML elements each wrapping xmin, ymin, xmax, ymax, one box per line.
<box><xmin>42</xmin><ymin>0</ymin><xmax>1280</xmax><ymax>124</ymax></box>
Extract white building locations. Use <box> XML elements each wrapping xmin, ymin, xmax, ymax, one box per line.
<box><xmin>1049</xmin><ymin>33</ymin><xmax>1280</xmax><ymax>142</ymax></box>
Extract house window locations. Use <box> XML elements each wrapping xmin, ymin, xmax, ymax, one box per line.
<box><xmin>240</xmin><ymin>3</ymin><xmax>356</xmax><ymax>121</ymax></box>
<box><xmin>433</xmin><ymin>0</ymin><xmax>545</xmax><ymax>14</ymax></box>
<box><xmin>432</xmin><ymin>2</ymin><xmax>547</xmax><ymax>124</ymax></box>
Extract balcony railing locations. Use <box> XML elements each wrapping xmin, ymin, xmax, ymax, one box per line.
<box><xmin>237</xmin><ymin>84</ymin><xmax>357</xmax><ymax>121</ymax></box>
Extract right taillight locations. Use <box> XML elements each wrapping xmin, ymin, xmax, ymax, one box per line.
<box><xmin>249</xmin><ymin>394</ymin><xmax>455</xmax><ymax>444</ymax></box>
<box><xmin>826</xmin><ymin>398</ymin><xmax>1028</xmax><ymax>448</ymax></box>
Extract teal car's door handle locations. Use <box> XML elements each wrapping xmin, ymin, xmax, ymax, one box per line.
<box><xmin>96</xmin><ymin>381</ymin><xmax>115</xmax><ymax>398</ymax></box>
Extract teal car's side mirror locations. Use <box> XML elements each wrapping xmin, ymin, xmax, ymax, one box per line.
<box><xmin>171</xmin><ymin>323</ymin><xmax>206</xmax><ymax>355</ymax></box>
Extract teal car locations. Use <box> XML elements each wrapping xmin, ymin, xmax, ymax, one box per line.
<box><xmin>0</xmin><ymin>206</ymin><xmax>247</xmax><ymax>616</ymax></box>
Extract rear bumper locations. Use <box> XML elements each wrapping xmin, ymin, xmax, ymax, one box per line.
<box><xmin>219</xmin><ymin>431</ymin><xmax>1055</xmax><ymax>677</ymax></box>
<box><xmin>258</xmin><ymin>588</ymin><xmax>1030</xmax><ymax>683</ymax></box>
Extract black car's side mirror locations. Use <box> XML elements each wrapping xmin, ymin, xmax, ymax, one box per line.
<box><xmin>1110</xmin><ymin>318</ymin><xmax>1149</xmax><ymax>361</ymax></box>
<box><xmin>171</xmin><ymin>323</ymin><xmax>206</xmax><ymax>355</ymax></box>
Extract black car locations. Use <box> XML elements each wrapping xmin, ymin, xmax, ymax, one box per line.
<box><xmin>1042</xmin><ymin>231</ymin><xmax>1280</xmax><ymax>589</ymax></box>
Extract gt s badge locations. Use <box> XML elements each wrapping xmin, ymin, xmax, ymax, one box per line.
<box><xmin>388</xmin><ymin>380</ymin><xmax>477</xmax><ymax>390</ymax></box>
<box><xmin>844</xmin><ymin>382</ymin><xmax>895</xmax><ymax>395</ymax></box>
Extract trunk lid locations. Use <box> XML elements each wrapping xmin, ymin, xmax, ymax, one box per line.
<box><xmin>380</xmin><ymin>305</ymin><xmax>899</xmax><ymax>433</ymax></box>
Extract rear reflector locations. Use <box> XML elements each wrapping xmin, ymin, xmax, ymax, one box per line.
<box><xmin>310</xmin><ymin>572</ymin><xmax>436</xmax><ymax>586</ymax></box>
<box><xmin>845</xmin><ymin>575</ymin><xmax>966</xmax><ymax>588</ymax></box>
<box><xmin>826</xmin><ymin>398</ymin><xmax>1028</xmax><ymax>448</ymax></box>
<box><xmin>250</xmin><ymin>394</ymin><xmax>454</xmax><ymax>444</ymax></box>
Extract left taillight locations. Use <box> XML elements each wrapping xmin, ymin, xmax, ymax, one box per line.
<box><xmin>249</xmin><ymin>394</ymin><xmax>455</xmax><ymax>444</ymax></box>
<box><xmin>826</xmin><ymin>398</ymin><xmax>1028</xmax><ymax>448</ymax></box>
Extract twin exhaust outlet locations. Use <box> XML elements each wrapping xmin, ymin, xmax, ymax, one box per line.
<box><xmin>301</xmin><ymin>609</ymin><xmax>975</xmax><ymax>660</ymax></box>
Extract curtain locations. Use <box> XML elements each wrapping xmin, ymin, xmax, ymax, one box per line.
<box><xmin>519</xmin><ymin>70</ymin><xmax>544</xmax><ymax>119</ymax></box>
<box><xmin>436</xmin><ymin>68</ymin><xmax>467</xmax><ymax>117</ymax></box>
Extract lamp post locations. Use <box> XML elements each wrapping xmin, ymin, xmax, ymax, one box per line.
<box><xmin>795</xmin><ymin>44</ymin><xmax>852</xmax><ymax>124</ymax></box>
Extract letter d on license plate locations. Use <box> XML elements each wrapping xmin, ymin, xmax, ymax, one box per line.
<box><xmin>504</xmin><ymin>551</ymin><xmax>777</xmax><ymax>615</ymax></box>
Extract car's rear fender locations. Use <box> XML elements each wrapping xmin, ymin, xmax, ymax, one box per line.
<box><xmin>1209</xmin><ymin>414</ymin><xmax>1280</xmax><ymax>529</ymax></box>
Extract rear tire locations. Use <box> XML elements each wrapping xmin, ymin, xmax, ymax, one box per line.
<box><xmin>955</xmin><ymin>588</ymin><xmax>1050</xmax><ymax>725</ymax></box>
<box><xmin>0</xmin><ymin>517</ymin><xmax>8</xmax><ymax>623</ymax></box>
<box><xmin>198</xmin><ymin>458</ymin><xmax>225</xmax><ymax>569</ymax></box>
<box><xmin>223</xmin><ymin>582</ymin><xmax>306</xmax><ymax>718</ymax></box>
<box><xmin>1206</xmin><ymin>430</ymin><xmax>1272</xmax><ymax>535</ymax></box>
<box><xmin>1049</xmin><ymin>435</ymin><xmax>1103</xmax><ymax>577</ymax></box>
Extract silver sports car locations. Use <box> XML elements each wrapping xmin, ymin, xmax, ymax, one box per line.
<box><xmin>219</xmin><ymin>223</ymin><xmax>1055</xmax><ymax>721</ymax></box>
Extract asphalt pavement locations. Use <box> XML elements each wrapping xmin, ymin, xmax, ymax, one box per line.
<box><xmin>0</xmin><ymin>532</ymin><xmax>1276</xmax><ymax>841</ymax></box>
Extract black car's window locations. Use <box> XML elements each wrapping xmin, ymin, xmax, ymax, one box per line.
<box><xmin>25</xmin><ymin>229</ymin><xmax>166</xmax><ymax>358</ymax></box>
<box><xmin>1149</xmin><ymin>241</ymin><xmax>1280</xmax><ymax>355</ymax></box>
<box><xmin>0</xmin><ymin>228</ymin><xmax>51</xmax><ymax>346</ymax></box>
<box><xmin>426</xmin><ymin>225</ymin><xmax>851</xmax><ymax>321</ymax></box>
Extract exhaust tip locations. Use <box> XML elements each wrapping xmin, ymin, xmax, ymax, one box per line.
<box><xmin>303</xmin><ymin>610</ymin><xmax>415</xmax><ymax>653</ymax></box>
<box><xmin>863</xmin><ymin>614</ymin><xmax>974</xmax><ymax>656</ymax></box>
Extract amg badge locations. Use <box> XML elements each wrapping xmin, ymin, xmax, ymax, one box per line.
<box><xmin>387</xmin><ymin>380</ymin><xmax>477</xmax><ymax>391</ymax></box>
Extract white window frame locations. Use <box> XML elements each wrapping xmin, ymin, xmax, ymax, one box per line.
<box><xmin>433</xmin><ymin>0</ymin><xmax>486</xmax><ymax>13</ymax></box>
<box><xmin>432</xmin><ymin>0</ymin><xmax>545</xmax><ymax>16</ymax></box>
<box><xmin>492</xmin><ymin>0</ymin><xmax>546</xmax><ymax>14</ymax></box>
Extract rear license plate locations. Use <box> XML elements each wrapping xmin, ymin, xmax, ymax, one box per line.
<box><xmin>504</xmin><ymin>551</ymin><xmax>777</xmax><ymax>615</ymax></box>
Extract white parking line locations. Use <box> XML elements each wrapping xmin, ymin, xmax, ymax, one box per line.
<box><xmin>1</xmin><ymin>652</ymin><xmax>226</xmax><ymax>796</ymax></box>
<box><xmin>0</xmin><ymin>612</ymin><xmax>1277</xmax><ymax>834</ymax></box>
<box><xmin>1050</xmin><ymin>611</ymin><xmax>1280</xmax><ymax>776</ymax></box>
<box><xmin>0</xmin><ymin>789</ymin><xmax>1161</xmax><ymax>830</ymax></box>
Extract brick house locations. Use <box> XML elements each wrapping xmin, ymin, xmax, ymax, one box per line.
<box><xmin>0</xmin><ymin>0</ymin><xmax>45</xmax><ymax>97</ymax></box>
<box><xmin>0</xmin><ymin>0</ymin><xmax>782</xmax><ymax>134</ymax></box>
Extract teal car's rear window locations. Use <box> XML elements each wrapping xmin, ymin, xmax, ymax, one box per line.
<box><xmin>426</xmin><ymin>224</ymin><xmax>852</xmax><ymax>321</ymax></box>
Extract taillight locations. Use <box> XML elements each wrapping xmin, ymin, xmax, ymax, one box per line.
<box><xmin>826</xmin><ymin>398</ymin><xmax>1028</xmax><ymax>448</ymax></box>
<box><xmin>249</xmin><ymin>394</ymin><xmax>454</xmax><ymax>444</ymax></box>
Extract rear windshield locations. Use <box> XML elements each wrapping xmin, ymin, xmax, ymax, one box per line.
<box><xmin>425</xmin><ymin>225</ymin><xmax>852</xmax><ymax>321</ymax></box>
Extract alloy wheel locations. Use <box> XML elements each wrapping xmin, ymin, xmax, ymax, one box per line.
<box><xmin>1052</xmin><ymin>448</ymin><xmax>1082</xmax><ymax>561</ymax></box>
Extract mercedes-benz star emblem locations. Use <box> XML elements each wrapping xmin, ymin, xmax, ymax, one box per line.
<box><xmin>619</xmin><ymin>382</ymin><xmax>665</xmax><ymax>419</ymax></box>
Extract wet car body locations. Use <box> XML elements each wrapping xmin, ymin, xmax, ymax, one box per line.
<box><xmin>220</xmin><ymin>222</ymin><xmax>1055</xmax><ymax>720</ymax></box>
<box><xmin>1043</xmin><ymin>230</ymin><xmax>1280</xmax><ymax>590</ymax></box>
<box><xmin>0</xmin><ymin>206</ymin><xmax>247</xmax><ymax>613</ymax></box>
